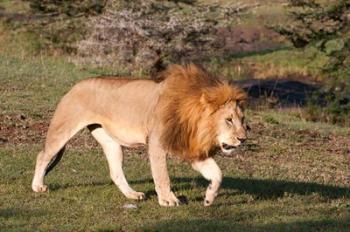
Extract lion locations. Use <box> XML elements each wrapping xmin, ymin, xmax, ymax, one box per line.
<box><xmin>32</xmin><ymin>64</ymin><xmax>248</xmax><ymax>206</ymax></box>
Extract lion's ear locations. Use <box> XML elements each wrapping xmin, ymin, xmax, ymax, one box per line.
<box><xmin>200</xmin><ymin>89</ymin><xmax>217</xmax><ymax>106</ymax></box>
<box><xmin>237</xmin><ymin>98</ymin><xmax>247</xmax><ymax>109</ymax></box>
<box><xmin>200</xmin><ymin>91</ymin><xmax>217</xmax><ymax>112</ymax></box>
<box><xmin>234</xmin><ymin>89</ymin><xmax>248</xmax><ymax>108</ymax></box>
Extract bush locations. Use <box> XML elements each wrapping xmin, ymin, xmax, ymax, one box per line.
<box><xmin>4</xmin><ymin>0</ymin><xmax>254</xmax><ymax>73</ymax></box>
<box><xmin>21</xmin><ymin>0</ymin><xmax>106</xmax><ymax>53</ymax></box>
<box><xmin>277</xmin><ymin>0</ymin><xmax>350</xmax><ymax>124</ymax></box>
<box><xmin>74</xmin><ymin>0</ymin><xmax>248</xmax><ymax>73</ymax></box>
<box><xmin>28</xmin><ymin>0</ymin><xmax>106</xmax><ymax>16</ymax></box>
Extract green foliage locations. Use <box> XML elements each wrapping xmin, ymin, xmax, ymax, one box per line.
<box><xmin>305</xmin><ymin>90</ymin><xmax>350</xmax><ymax>125</ymax></box>
<box><xmin>4</xmin><ymin>0</ymin><xmax>107</xmax><ymax>53</ymax></box>
<box><xmin>324</xmin><ymin>39</ymin><xmax>345</xmax><ymax>55</ymax></box>
<box><xmin>277</xmin><ymin>0</ymin><xmax>350</xmax><ymax>125</ymax></box>
<box><xmin>27</xmin><ymin>0</ymin><xmax>106</xmax><ymax>16</ymax></box>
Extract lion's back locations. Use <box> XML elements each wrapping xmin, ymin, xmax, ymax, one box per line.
<box><xmin>54</xmin><ymin>77</ymin><xmax>162</xmax><ymax>130</ymax></box>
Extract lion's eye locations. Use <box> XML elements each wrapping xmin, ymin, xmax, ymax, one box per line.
<box><xmin>225</xmin><ymin>118</ymin><xmax>233</xmax><ymax>125</ymax></box>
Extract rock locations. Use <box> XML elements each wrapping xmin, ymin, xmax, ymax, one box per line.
<box><xmin>122</xmin><ymin>203</ymin><xmax>138</xmax><ymax>209</ymax></box>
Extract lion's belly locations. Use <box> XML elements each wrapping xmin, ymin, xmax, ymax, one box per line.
<box><xmin>100</xmin><ymin>120</ymin><xmax>148</xmax><ymax>147</ymax></box>
<box><xmin>110</xmin><ymin>128</ymin><xmax>146</xmax><ymax>147</ymax></box>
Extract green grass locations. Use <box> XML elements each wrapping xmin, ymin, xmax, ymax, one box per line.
<box><xmin>0</xmin><ymin>0</ymin><xmax>29</xmax><ymax>13</ymax></box>
<box><xmin>244</xmin><ymin>47</ymin><xmax>329</xmax><ymax>78</ymax></box>
<box><xmin>0</xmin><ymin>26</ymin><xmax>131</xmax><ymax>118</ymax></box>
<box><xmin>1</xmin><ymin>123</ymin><xmax>350</xmax><ymax>231</ymax></box>
<box><xmin>1</xmin><ymin>50</ymin><xmax>349</xmax><ymax>231</ymax></box>
<box><xmin>200</xmin><ymin>0</ymin><xmax>289</xmax><ymax>26</ymax></box>
<box><xmin>206</xmin><ymin>46</ymin><xmax>330</xmax><ymax>81</ymax></box>
<box><xmin>1</xmin><ymin>2</ymin><xmax>350</xmax><ymax>231</ymax></box>
<box><xmin>199</xmin><ymin>0</ymin><xmax>329</xmax><ymax>80</ymax></box>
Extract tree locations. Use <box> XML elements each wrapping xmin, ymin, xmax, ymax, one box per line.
<box><xmin>277</xmin><ymin>0</ymin><xmax>350</xmax><ymax>124</ymax></box>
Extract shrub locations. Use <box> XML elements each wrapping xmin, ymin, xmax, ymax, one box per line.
<box><xmin>74</xmin><ymin>0</ymin><xmax>249</xmax><ymax>73</ymax></box>
<box><xmin>276</xmin><ymin>0</ymin><xmax>350</xmax><ymax>124</ymax></box>
<box><xmin>21</xmin><ymin>0</ymin><xmax>106</xmax><ymax>53</ymax></box>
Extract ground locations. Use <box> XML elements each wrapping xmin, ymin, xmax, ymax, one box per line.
<box><xmin>0</xmin><ymin>1</ymin><xmax>350</xmax><ymax>231</ymax></box>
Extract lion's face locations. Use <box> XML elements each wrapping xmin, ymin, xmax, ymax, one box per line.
<box><xmin>214</xmin><ymin>101</ymin><xmax>247</xmax><ymax>155</ymax></box>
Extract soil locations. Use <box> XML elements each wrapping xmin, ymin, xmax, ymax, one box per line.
<box><xmin>215</xmin><ymin>26</ymin><xmax>284</xmax><ymax>56</ymax></box>
<box><xmin>0</xmin><ymin>114</ymin><xmax>48</xmax><ymax>145</ymax></box>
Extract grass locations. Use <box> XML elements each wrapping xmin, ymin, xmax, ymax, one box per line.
<box><xmin>200</xmin><ymin>0</ymin><xmax>289</xmax><ymax>26</ymax></box>
<box><xmin>1</xmin><ymin>1</ymin><xmax>350</xmax><ymax>232</ymax></box>
<box><xmin>1</xmin><ymin>119</ymin><xmax>350</xmax><ymax>231</ymax></box>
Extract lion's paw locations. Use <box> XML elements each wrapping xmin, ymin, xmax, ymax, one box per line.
<box><xmin>125</xmin><ymin>191</ymin><xmax>145</xmax><ymax>200</ymax></box>
<box><xmin>158</xmin><ymin>192</ymin><xmax>180</xmax><ymax>207</ymax></box>
<box><xmin>204</xmin><ymin>198</ymin><xmax>214</xmax><ymax>206</ymax></box>
<box><xmin>204</xmin><ymin>191</ymin><xmax>217</xmax><ymax>206</ymax></box>
<box><xmin>32</xmin><ymin>184</ymin><xmax>48</xmax><ymax>193</ymax></box>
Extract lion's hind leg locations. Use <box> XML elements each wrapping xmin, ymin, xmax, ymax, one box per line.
<box><xmin>192</xmin><ymin>158</ymin><xmax>222</xmax><ymax>206</ymax></box>
<box><xmin>32</xmin><ymin>126</ymin><xmax>84</xmax><ymax>192</ymax></box>
<box><xmin>89</xmin><ymin>126</ymin><xmax>145</xmax><ymax>200</ymax></box>
<box><xmin>32</xmin><ymin>111</ymin><xmax>88</xmax><ymax>193</ymax></box>
<box><xmin>32</xmin><ymin>150</ymin><xmax>62</xmax><ymax>193</ymax></box>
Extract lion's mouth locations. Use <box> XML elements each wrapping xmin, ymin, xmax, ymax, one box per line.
<box><xmin>221</xmin><ymin>147</ymin><xmax>236</xmax><ymax>154</ymax></box>
<box><xmin>220</xmin><ymin>143</ymin><xmax>238</xmax><ymax>155</ymax></box>
<box><xmin>221</xmin><ymin>143</ymin><xmax>237</xmax><ymax>153</ymax></box>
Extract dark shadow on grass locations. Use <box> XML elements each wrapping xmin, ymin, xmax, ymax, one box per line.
<box><xmin>0</xmin><ymin>208</ymin><xmax>47</xmax><ymax>219</ymax></box>
<box><xmin>219</xmin><ymin>177</ymin><xmax>350</xmax><ymax>200</ymax></box>
<box><xmin>226</xmin><ymin>46</ymin><xmax>291</xmax><ymax>60</ymax></box>
<box><xmin>0</xmin><ymin>208</ymin><xmax>48</xmax><ymax>231</ymax></box>
<box><xmin>130</xmin><ymin>177</ymin><xmax>350</xmax><ymax>200</ymax></box>
<box><xmin>233</xmin><ymin>79</ymin><xmax>320</xmax><ymax>107</ymax></box>
<box><xmin>141</xmin><ymin>217</ymin><xmax>350</xmax><ymax>232</ymax></box>
<box><xmin>49</xmin><ymin>180</ymin><xmax>113</xmax><ymax>191</ymax></box>
<box><xmin>46</xmin><ymin>176</ymin><xmax>350</xmax><ymax>201</ymax></box>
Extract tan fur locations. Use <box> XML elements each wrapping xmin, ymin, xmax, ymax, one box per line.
<box><xmin>32</xmin><ymin>64</ymin><xmax>247</xmax><ymax>206</ymax></box>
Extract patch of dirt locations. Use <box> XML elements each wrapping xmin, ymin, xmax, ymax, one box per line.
<box><xmin>0</xmin><ymin>113</ymin><xmax>146</xmax><ymax>157</ymax></box>
<box><xmin>328</xmin><ymin>135</ymin><xmax>350</xmax><ymax>158</ymax></box>
<box><xmin>228</xmin><ymin>117</ymin><xmax>350</xmax><ymax>159</ymax></box>
<box><xmin>0</xmin><ymin>114</ymin><xmax>48</xmax><ymax>145</ymax></box>
<box><xmin>0</xmin><ymin>113</ymin><xmax>96</xmax><ymax>148</ymax></box>
<box><xmin>215</xmin><ymin>26</ymin><xmax>284</xmax><ymax>55</ymax></box>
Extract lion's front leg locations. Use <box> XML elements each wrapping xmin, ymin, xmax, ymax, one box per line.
<box><xmin>148</xmin><ymin>137</ymin><xmax>180</xmax><ymax>207</ymax></box>
<box><xmin>192</xmin><ymin>158</ymin><xmax>222</xmax><ymax>206</ymax></box>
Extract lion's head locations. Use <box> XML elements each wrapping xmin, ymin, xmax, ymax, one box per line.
<box><xmin>211</xmin><ymin>99</ymin><xmax>247</xmax><ymax>155</ymax></box>
<box><xmin>158</xmin><ymin>64</ymin><xmax>247</xmax><ymax>161</ymax></box>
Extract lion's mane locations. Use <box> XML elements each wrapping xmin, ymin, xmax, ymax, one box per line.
<box><xmin>158</xmin><ymin>64</ymin><xmax>247</xmax><ymax>161</ymax></box>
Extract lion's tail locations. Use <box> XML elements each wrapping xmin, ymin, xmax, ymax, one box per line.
<box><xmin>44</xmin><ymin>146</ymin><xmax>65</xmax><ymax>176</ymax></box>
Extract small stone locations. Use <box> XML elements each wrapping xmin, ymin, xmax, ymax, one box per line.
<box><xmin>123</xmin><ymin>203</ymin><xmax>138</xmax><ymax>209</ymax></box>
<box><xmin>0</xmin><ymin>137</ymin><xmax>8</xmax><ymax>144</ymax></box>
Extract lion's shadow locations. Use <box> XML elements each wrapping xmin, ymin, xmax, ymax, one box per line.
<box><xmin>49</xmin><ymin>176</ymin><xmax>350</xmax><ymax>201</ymax></box>
<box><xmin>131</xmin><ymin>177</ymin><xmax>350</xmax><ymax>201</ymax></box>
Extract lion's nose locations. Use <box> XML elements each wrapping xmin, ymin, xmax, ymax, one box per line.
<box><xmin>222</xmin><ymin>143</ymin><xmax>236</xmax><ymax>150</ymax></box>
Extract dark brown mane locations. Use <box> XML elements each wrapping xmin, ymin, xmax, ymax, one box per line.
<box><xmin>158</xmin><ymin>64</ymin><xmax>247</xmax><ymax>161</ymax></box>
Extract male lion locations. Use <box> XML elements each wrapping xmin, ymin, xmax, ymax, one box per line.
<box><xmin>32</xmin><ymin>64</ymin><xmax>247</xmax><ymax>206</ymax></box>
